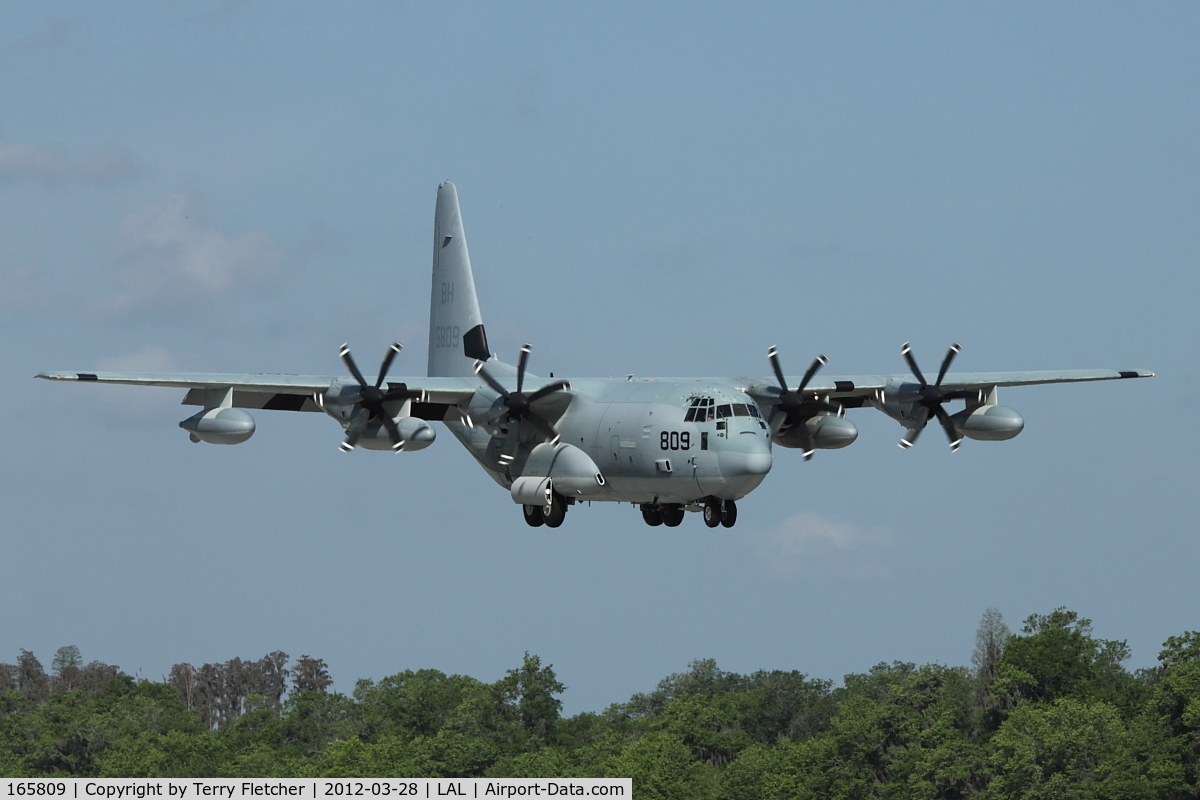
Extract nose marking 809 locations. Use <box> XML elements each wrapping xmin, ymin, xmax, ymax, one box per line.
<box><xmin>660</xmin><ymin>430</ymin><xmax>691</xmax><ymax>450</ymax></box>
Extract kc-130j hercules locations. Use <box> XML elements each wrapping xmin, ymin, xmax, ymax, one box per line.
<box><xmin>39</xmin><ymin>182</ymin><xmax>1154</xmax><ymax>528</ymax></box>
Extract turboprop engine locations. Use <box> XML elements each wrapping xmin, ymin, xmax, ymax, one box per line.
<box><xmin>321</xmin><ymin>342</ymin><xmax>425</xmax><ymax>452</ymax></box>
<box><xmin>765</xmin><ymin>346</ymin><xmax>858</xmax><ymax>459</ymax></box>
<box><xmin>873</xmin><ymin>342</ymin><xmax>1025</xmax><ymax>448</ymax></box>
<box><xmin>180</xmin><ymin>408</ymin><xmax>255</xmax><ymax>445</ymax></box>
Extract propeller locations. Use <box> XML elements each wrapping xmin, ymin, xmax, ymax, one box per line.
<box><xmin>898</xmin><ymin>342</ymin><xmax>969</xmax><ymax>451</ymax></box>
<box><xmin>335</xmin><ymin>342</ymin><xmax>421</xmax><ymax>452</ymax></box>
<box><xmin>767</xmin><ymin>346</ymin><xmax>840</xmax><ymax>461</ymax></box>
<box><xmin>474</xmin><ymin>344</ymin><xmax>569</xmax><ymax>465</ymax></box>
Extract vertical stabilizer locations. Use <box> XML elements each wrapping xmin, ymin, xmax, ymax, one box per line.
<box><xmin>428</xmin><ymin>181</ymin><xmax>490</xmax><ymax>377</ymax></box>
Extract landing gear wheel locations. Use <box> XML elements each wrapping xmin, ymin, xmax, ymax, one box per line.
<box><xmin>660</xmin><ymin>504</ymin><xmax>685</xmax><ymax>527</ymax></box>
<box><xmin>720</xmin><ymin>499</ymin><xmax>738</xmax><ymax>528</ymax></box>
<box><xmin>703</xmin><ymin>499</ymin><xmax>722</xmax><ymax>528</ymax></box>
<box><xmin>543</xmin><ymin>494</ymin><xmax>567</xmax><ymax>528</ymax></box>
<box><xmin>641</xmin><ymin>505</ymin><xmax>663</xmax><ymax>526</ymax></box>
<box><xmin>523</xmin><ymin>504</ymin><xmax>545</xmax><ymax>527</ymax></box>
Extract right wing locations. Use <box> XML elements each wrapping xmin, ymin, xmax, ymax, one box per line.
<box><xmin>35</xmin><ymin>371</ymin><xmax>481</xmax><ymax>412</ymax></box>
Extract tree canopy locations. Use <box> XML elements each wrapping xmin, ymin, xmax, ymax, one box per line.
<box><xmin>2</xmin><ymin>610</ymin><xmax>1199</xmax><ymax>798</ymax></box>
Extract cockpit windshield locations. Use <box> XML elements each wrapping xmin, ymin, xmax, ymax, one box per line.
<box><xmin>685</xmin><ymin>396</ymin><xmax>760</xmax><ymax>422</ymax></box>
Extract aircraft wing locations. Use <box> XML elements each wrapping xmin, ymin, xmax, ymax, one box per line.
<box><xmin>35</xmin><ymin>371</ymin><xmax>480</xmax><ymax>412</ymax></box>
<box><xmin>745</xmin><ymin>368</ymin><xmax>1154</xmax><ymax>405</ymax></box>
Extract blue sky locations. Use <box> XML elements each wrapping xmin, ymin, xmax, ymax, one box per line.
<box><xmin>2</xmin><ymin>2</ymin><xmax>1197</xmax><ymax>714</ymax></box>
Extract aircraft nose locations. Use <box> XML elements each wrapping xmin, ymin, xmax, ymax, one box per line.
<box><xmin>721</xmin><ymin>450</ymin><xmax>773</xmax><ymax>477</ymax></box>
<box><xmin>717</xmin><ymin>438</ymin><xmax>773</xmax><ymax>495</ymax></box>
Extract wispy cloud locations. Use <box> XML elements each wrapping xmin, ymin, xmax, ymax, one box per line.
<box><xmin>92</xmin><ymin>194</ymin><xmax>284</xmax><ymax>318</ymax></box>
<box><xmin>752</xmin><ymin>511</ymin><xmax>895</xmax><ymax>579</ymax></box>
<box><xmin>0</xmin><ymin>138</ymin><xmax>141</xmax><ymax>185</ymax></box>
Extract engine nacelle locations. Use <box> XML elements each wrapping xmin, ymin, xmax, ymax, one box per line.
<box><xmin>949</xmin><ymin>405</ymin><xmax>1024</xmax><ymax>441</ymax></box>
<box><xmin>775</xmin><ymin>414</ymin><xmax>859</xmax><ymax>450</ymax></box>
<box><xmin>355</xmin><ymin>416</ymin><xmax>436</xmax><ymax>451</ymax></box>
<box><xmin>180</xmin><ymin>408</ymin><xmax>255</xmax><ymax>445</ymax></box>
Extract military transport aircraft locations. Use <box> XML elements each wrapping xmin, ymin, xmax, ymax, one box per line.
<box><xmin>38</xmin><ymin>182</ymin><xmax>1153</xmax><ymax>528</ymax></box>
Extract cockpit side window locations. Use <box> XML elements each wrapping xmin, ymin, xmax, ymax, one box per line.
<box><xmin>685</xmin><ymin>396</ymin><xmax>716</xmax><ymax>422</ymax></box>
<box><xmin>748</xmin><ymin>405</ymin><xmax>761</xmax><ymax>418</ymax></box>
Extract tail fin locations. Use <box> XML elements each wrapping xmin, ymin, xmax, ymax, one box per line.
<box><xmin>428</xmin><ymin>181</ymin><xmax>491</xmax><ymax>377</ymax></box>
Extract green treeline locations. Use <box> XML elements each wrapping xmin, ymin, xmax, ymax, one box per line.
<box><xmin>3</xmin><ymin>608</ymin><xmax>1200</xmax><ymax>798</ymax></box>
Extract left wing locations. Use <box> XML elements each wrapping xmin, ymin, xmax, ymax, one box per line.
<box><xmin>743</xmin><ymin>362</ymin><xmax>1154</xmax><ymax>453</ymax></box>
<box><xmin>745</xmin><ymin>367</ymin><xmax>1155</xmax><ymax>405</ymax></box>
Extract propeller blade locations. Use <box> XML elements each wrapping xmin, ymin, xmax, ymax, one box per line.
<box><xmin>931</xmin><ymin>403</ymin><xmax>962</xmax><ymax>451</ymax></box>
<box><xmin>899</xmin><ymin>424</ymin><xmax>924</xmax><ymax>449</ymax></box>
<box><xmin>526</xmin><ymin>381</ymin><xmax>570</xmax><ymax>403</ymax></box>
<box><xmin>339</xmin><ymin>344</ymin><xmax>370</xmax><ymax>388</ymax></box>
<box><xmin>376</xmin><ymin>342</ymin><xmax>403</xmax><ymax>388</ymax></box>
<box><xmin>498</xmin><ymin>426</ymin><xmax>519</xmax><ymax>465</ymax></box>
<box><xmin>528</xmin><ymin>413</ymin><xmax>562</xmax><ymax>446</ymax></box>
<box><xmin>379</xmin><ymin>415</ymin><xmax>405</xmax><ymax>451</ymax></box>
<box><xmin>901</xmin><ymin>343</ymin><xmax>928</xmax><ymax>386</ymax></box>
<box><xmin>453</xmin><ymin>406</ymin><xmax>475</xmax><ymax>429</ymax></box>
<box><xmin>767</xmin><ymin>346</ymin><xmax>789</xmax><ymax>392</ymax></box>
<box><xmin>339</xmin><ymin>430</ymin><xmax>361</xmax><ymax>452</ymax></box>
<box><xmin>796</xmin><ymin>354</ymin><xmax>829</xmax><ymax>394</ymax></box>
<box><xmin>516</xmin><ymin>344</ymin><xmax>531</xmax><ymax>394</ymax></box>
<box><xmin>474</xmin><ymin>361</ymin><xmax>511</xmax><ymax>398</ymax></box>
<box><xmin>935</xmin><ymin>343</ymin><xmax>962</xmax><ymax>387</ymax></box>
<box><xmin>797</xmin><ymin>425</ymin><xmax>816</xmax><ymax>461</ymax></box>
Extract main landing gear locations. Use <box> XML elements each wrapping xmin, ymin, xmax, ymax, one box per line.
<box><xmin>523</xmin><ymin>494</ymin><xmax>568</xmax><ymax>528</ymax></box>
<box><xmin>642</xmin><ymin>499</ymin><xmax>737</xmax><ymax>528</ymax></box>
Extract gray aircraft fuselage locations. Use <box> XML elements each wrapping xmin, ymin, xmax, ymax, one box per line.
<box><xmin>450</xmin><ymin>378</ymin><xmax>773</xmax><ymax>505</ymax></box>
